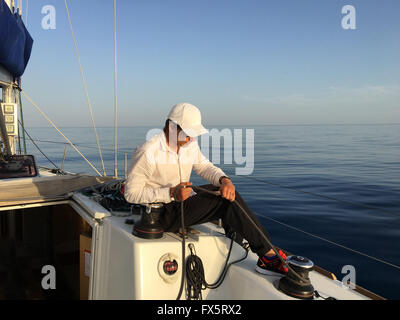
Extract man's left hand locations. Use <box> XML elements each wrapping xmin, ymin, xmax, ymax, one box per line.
<box><xmin>220</xmin><ymin>178</ymin><xmax>236</xmax><ymax>202</ymax></box>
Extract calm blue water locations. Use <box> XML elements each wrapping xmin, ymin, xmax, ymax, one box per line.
<box><xmin>23</xmin><ymin>124</ymin><xmax>400</xmax><ymax>299</ymax></box>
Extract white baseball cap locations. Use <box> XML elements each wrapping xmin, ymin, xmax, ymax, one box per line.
<box><xmin>167</xmin><ymin>103</ymin><xmax>208</xmax><ymax>137</ymax></box>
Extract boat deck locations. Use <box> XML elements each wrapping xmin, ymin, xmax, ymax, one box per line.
<box><xmin>99</xmin><ymin>208</ymin><xmax>369</xmax><ymax>300</ymax></box>
<box><xmin>0</xmin><ymin>170</ymin><xmax>381</xmax><ymax>300</ymax></box>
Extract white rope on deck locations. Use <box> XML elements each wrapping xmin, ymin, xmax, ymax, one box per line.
<box><xmin>21</xmin><ymin>90</ymin><xmax>103</xmax><ymax>176</ymax></box>
<box><xmin>64</xmin><ymin>0</ymin><xmax>107</xmax><ymax>176</ymax></box>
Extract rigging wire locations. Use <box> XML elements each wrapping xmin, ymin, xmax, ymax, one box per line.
<box><xmin>28</xmin><ymin>138</ymin><xmax>131</xmax><ymax>155</ymax></box>
<box><xmin>15</xmin><ymin>131</ymin><xmax>399</xmax><ymax>271</ymax></box>
<box><xmin>239</xmin><ymin>175</ymin><xmax>400</xmax><ymax>217</ymax></box>
<box><xmin>113</xmin><ymin>0</ymin><xmax>118</xmax><ymax>178</ymax></box>
<box><xmin>234</xmin><ymin>175</ymin><xmax>400</xmax><ymax>269</ymax></box>
<box><xmin>64</xmin><ymin>0</ymin><xmax>106</xmax><ymax>176</ymax></box>
<box><xmin>191</xmin><ymin>186</ymin><xmax>400</xmax><ymax>273</ymax></box>
<box><xmin>255</xmin><ymin>212</ymin><xmax>400</xmax><ymax>271</ymax></box>
<box><xmin>18</xmin><ymin>120</ymin><xmax>59</xmax><ymax>170</ymax></box>
<box><xmin>14</xmin><ymin>0</ymin><xmax>399</xmax><ymax>287</ymax></box>
<box><xmin>198</xmin><ymin>175</ymin><xmax>400</xmax><ymax>271</ymax></box>
<box><xmin>21</xmin><ymin>90</ymin><xmax>103</xmax><ymax>176</ymax></box>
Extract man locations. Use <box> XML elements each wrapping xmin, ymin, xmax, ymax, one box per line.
<box><xmin>124</xmin><ymin>102</ymin><xmax>288</xmax><ymax>276</ymax></box>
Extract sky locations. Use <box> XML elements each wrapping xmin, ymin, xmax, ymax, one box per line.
<box><xmin>17</xmin><ymin>0</ymin><xmax>400</xmax><ymax>127</ymax></box>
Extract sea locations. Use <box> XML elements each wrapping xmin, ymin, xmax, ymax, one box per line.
<box><xmin>22</xmin><ymin>124</ymin><xmax>400</xmax><ymax>299</ymax></box>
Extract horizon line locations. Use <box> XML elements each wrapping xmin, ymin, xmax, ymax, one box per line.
<box><xmin>24</xmin><ymin>123</ymin><xmax>400</xmax><ymax>129</ymax></box>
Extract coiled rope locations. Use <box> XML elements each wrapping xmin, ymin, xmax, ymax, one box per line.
<box><xmin>185</xmin><ymin>237</ymin><xmax>249</xmax><ymax>300</ymax></box>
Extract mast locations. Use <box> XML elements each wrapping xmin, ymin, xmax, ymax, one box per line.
<box><xmin>0</xmin><ymin>0</ymin><xmax>23</xmax><ymax>156</ymax></box>
<box><xmin>0</xmin><ymin>68</ymin><xmax>19</xmax><ymax>156</ymax></box>
<box><xmin>0</xmin><ymin>84</ymin><xmax>15</xmax><ymax>156</ymax></box>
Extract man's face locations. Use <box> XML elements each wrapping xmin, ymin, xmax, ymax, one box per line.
<box><xmin>168</xmin><ymin>121</ymin><xmax>191</xmax><ymax>148</ymax></box>
<box><xmin>177</xmin><ymin>127</ymin><xmax>191</xmax><ymax>147</ymax></box>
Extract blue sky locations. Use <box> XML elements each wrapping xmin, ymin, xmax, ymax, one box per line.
<box><xmin>19</xmin><ymin>0</ymin><xmax>400</xmax><ymax>127</ymax></box>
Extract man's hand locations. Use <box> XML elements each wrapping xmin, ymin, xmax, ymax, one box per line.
<box><xmin>220</xmin><ymin>178</ymin><xmax>235</xmax><ymax>202</ymax></box>
<box><xmin>170</xmin><ymin>182</ymin><xmax>193</xmax><ymax>202</ymax></box>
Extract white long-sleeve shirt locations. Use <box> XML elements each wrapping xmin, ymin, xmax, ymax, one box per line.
<box><xmin>124</xmin><ymin>131</ymin><xmax>227</xmax><ymax>204</ymax></box>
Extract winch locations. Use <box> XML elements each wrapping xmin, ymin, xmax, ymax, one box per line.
<box><xmin>278</xmin><ymin>255</ymin><xmax>315</xmax><ymax>299</ymax></box>
<box><xmin>132</xmin><ymin>203</ymin><xmax>165</xmax><ymax>239</ymax></box>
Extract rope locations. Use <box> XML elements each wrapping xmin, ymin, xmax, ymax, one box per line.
<box><xmin>176</xmin><ymin>198</ymin><xmax>186</xmax><ymax>300</ymax></box>
<box><xmin>193</xmin><ymin>185</ymin><xmax>400</xmax><ymax>280</ymax></box>
<box><xmin>113</xmin><ymin>0</ymin><xmax>118</xmax><ymax>178</ymax></box>
<box><xmin>28</xmin><ymin>138</ymin><xmax>131</xmax><ymax>155</ymax></box>
<box><xmin>191</xmin><ymin>186</ymin><xmax>310</xmax><ymax>286</ymax></box>
<box><xmin>186</xmin><ymin>238</ymin><xmax>249</xmax><ymax>300</ymax></box>
<box><xmin>255</xmin><ymin>212</ymin><xmax>400</xmax><ymax>271</ymax></box>
<box><xmin>207</xmin><ymin>176</ymin><xmax>400</xmax><ymax>271</ymax></box>
<box><xmin>64</xmin><ymin>0</ymin><xmax>106</xmax><ymax>176</ymax></box>
<box><xmin>18</xmin><ymin>121</ymin><xmax>59</xmax><ymax>169</ymax></box>
<box><xmin>21</xmin><ymin>90</ymin><xmax>103</xmax><ymax>176</ymax></box>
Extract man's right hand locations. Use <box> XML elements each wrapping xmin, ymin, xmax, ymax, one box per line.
<box><xmin>170</xmin><ymin>182</ymin><xmax>193</xmax><ymax>202</ymax></box>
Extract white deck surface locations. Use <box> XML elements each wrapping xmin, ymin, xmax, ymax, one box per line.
<box><xmin>94</xmin><ymin>208</ymin><xmax>369</xmax><ymax>300</ymax></box>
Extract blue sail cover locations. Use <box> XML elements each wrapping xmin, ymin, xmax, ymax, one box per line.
<box><xmin>0</xmin><ymin>0</ymin><xmax>33</xmax><ymax>79</ymax></box>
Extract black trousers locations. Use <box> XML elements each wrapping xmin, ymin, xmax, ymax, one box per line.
<box><xmin>160</xmin><ymin>184</ymin><xmax>272</xmax><ymax>257</ymax></box>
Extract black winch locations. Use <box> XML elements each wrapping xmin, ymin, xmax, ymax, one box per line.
<box><xmin>132</xmin><ymin>203</ymin><xmax>165</xmax><ymax>239</ymax></box>
<box><xmin>278</xmin><ymin>255</ymin><xmax>315</xmax><ymax>299</ymax></box>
